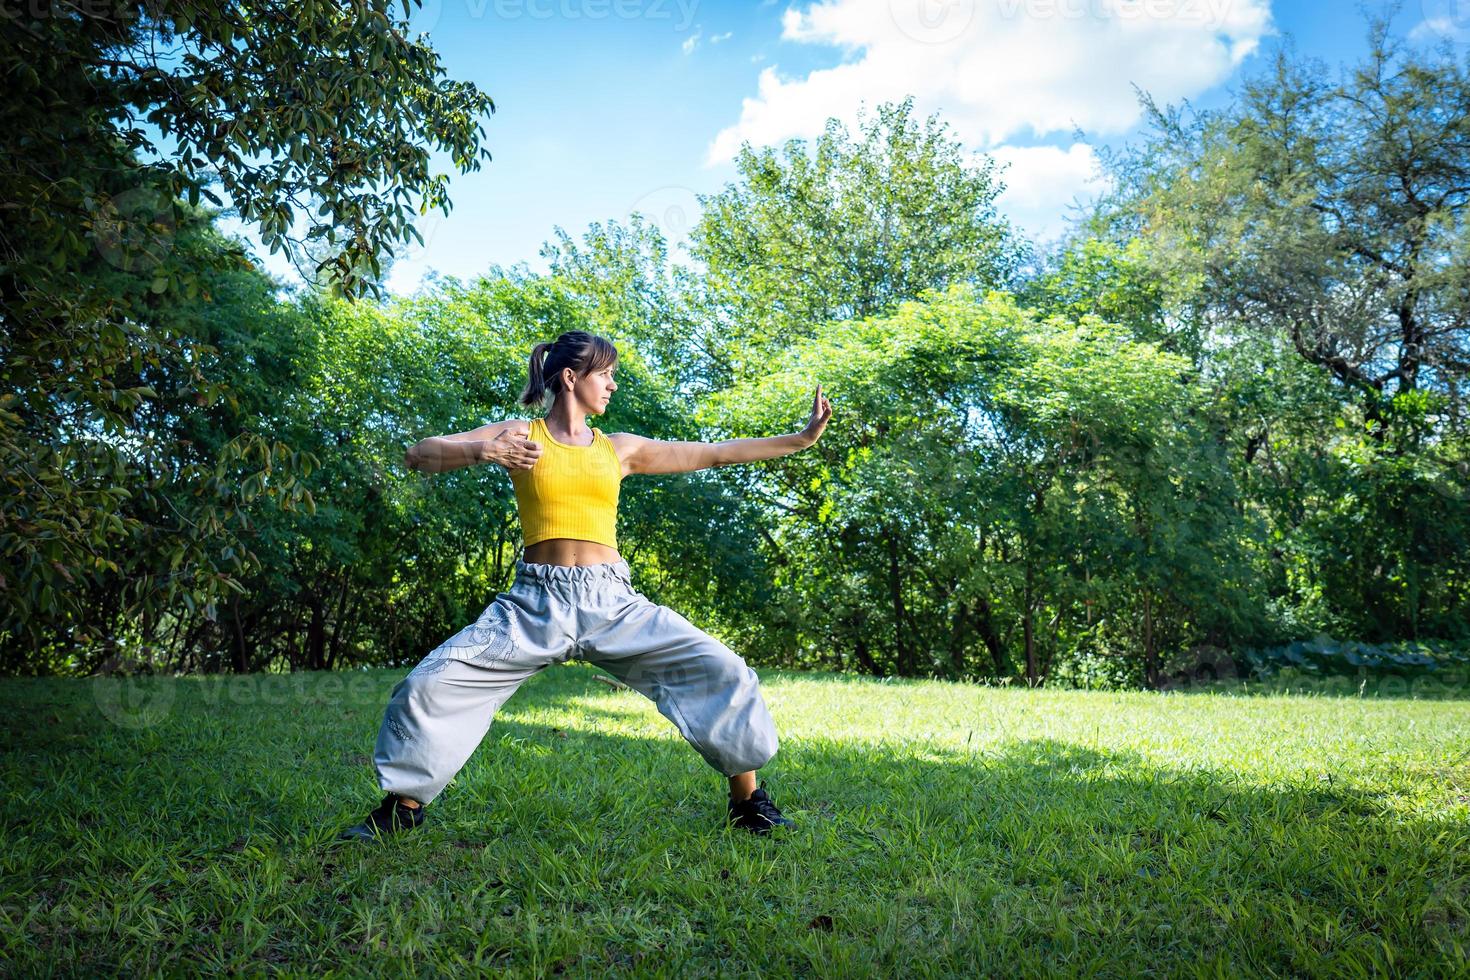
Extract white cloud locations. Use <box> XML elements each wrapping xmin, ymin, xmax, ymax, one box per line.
<box><xmin>707</xmin><ymin>0</ymin><xmax>1274</xmax><ymax>166</ymax></box>
<box><xmin>711</xmin><ymin>30</ymin><xmax>734</xmax><ymax>44</ymax></box>
<box><xmin>682</xmin><ymin>28</ymin><xmax>701</xmax><ymax>55</ymax></box>
<box><xmin>1409</xmin><ymin>16</ymin><xmax>1470</xmax><ymax>44</ymax></box>
<box><xmin>983</xmin><ymin>142</ymin><xmax>1110</xmax><ymax>244</ymax></box>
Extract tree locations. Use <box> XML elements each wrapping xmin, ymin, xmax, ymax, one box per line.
<box><xmin>700</xmin><ymin>286</ymin><xmax>1260</xmax><ymax>685</ymax></box>
<box><xmin>690</xmin><ymin>98</ymin><xmax>1026</xmax><ymax>388</ymax></box>
<box><xmin>1</xmin><ymin>0</ymin><xmax>495</xmax><ymax>670</ymax></box>
<box><xmin>1082</xmin><ymin>13</ymin><xmax>1470</xmax><ymax>643</ymax></box>
<box><xmin>1093</xmin><ymin>18</ymin><xmax>1470</xmax><ymax>436</ymax></box>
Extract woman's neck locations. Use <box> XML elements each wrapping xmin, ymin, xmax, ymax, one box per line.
<box><xmin>544</xmin><ymin>401</ymin><xmax>592</xmax><ymax>443</ymax></box>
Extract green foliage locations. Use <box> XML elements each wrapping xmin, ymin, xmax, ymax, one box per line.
<box><xmin>1019</xmin><ymin>238</ymin><xmax>1188</xmax><ymax>359</ymax></box>
<box><xmin>690</xmin><ymin>98</ymin><xmax>1026</xmax><ymax>387</ymax></box>
<box><xmin>1</xmin><ymin>0</ymin><xmax>493</xmax><ymax>671</ymax></box>
<box><xmin>1092</xmin><ymin>19</ymin><xmax>1470</xmax><ymax>429</ymax></box>
<box><xmin>1241</xmin><ymin>635</ymin><xmax>1470</xmax><ymax>681</ymax></box>
<box><xmin>6</xmin><ymin>11</ymin><xmax>1464</xmax><ymax>686</ymax></box>
<box><xmin>1286</xmin><ymin>411</ymin><xmax>1470</xmax><ymax>641</ymax></box>
<box><xmin>194</xmin><ymin>277</ymin><xmax>568</xmax><ymax>672</ymax></box>
<box><xmin>162</xmin><ymin>259</ymin><xmax>769</xmax><ymax>672</ymax></box>
<box><xmin>0</xmin><ymin>210</ymin><xmax>314</xmax><ymax>674</ymax></box>
<box><xmin>540</xmin><ymin>215</ymin><xmax>707</xmax><ymax>395</ymax></box>
<box><xmin>701</xmin><ymin>286</ymin><xmax>1263</xmax><ymax>684</ymax></box>
<box><xmin>1082</xmin><ymin>16</ymin><xmax>1470</xmax><ymax>663</ymax></box>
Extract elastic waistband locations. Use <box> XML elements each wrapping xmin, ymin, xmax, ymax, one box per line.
<box><xmin>514</xmin><ymin>558</ymin><xmax>632</xmax><ymax>588</ymax></box>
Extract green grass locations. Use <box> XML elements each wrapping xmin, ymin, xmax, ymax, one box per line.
<box><xmin>2</xmin><ymin>663</ymin><xmax>1467</xmax><ymax>976</ymax></box>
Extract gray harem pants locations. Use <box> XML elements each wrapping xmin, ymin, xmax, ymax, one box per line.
<box><xmin>372</xmin><ymin>559</ymin><xmax>779</xmax><ymax>805</ymax></box>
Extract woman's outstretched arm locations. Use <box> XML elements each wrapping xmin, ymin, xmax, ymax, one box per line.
<box><xmin>610</xmin><ymin>384</ymin><xmax>833</xmax><ymax>477</ymax></box>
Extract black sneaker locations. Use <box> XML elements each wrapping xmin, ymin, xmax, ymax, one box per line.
<box><xmin>728</xmin><ymin>787</ymin><xmax>796</xmax><ymax>835</ymax></box>
<box><xmin>336</xmin><ymin>794</ymin><xmax>426</xmax><ymax>842</ymax></box>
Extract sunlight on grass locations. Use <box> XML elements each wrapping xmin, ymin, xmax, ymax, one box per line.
<box><xmin>1</xmin><ymin>664</ymin><xmax>1466</xmax><ymax>974</ymax></box>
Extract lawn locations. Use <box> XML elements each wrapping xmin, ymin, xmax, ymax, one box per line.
<box><xmin>2</xmin><ymin>663</ymin><xmax>1466</xmax><ymax>976</ymax></box>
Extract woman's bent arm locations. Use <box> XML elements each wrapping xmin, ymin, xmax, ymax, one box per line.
<box><xmin>405</xmin><ymin>421</ymin><xmax>542</xmax><ymax>474</ymax></box>
<box><xmin>404</xmin><ymin>437</ymin><xmax>488</xmax><ymax>474</ymax></box>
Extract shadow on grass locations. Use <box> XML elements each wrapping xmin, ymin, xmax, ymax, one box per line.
<box><xmin>0</xmin><ymin>665</ymin><xmax>1465</xmax><ymax>973</ymax></box>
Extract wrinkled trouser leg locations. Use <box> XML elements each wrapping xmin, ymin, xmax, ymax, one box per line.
<box><xmin>373</xmin><ymin>573</ymin><xmax>572</xmax><ymax>805</ymax></box>
<box><xmin>575</xmin><ymin>566</ymin><xmax>780</xmax><ymax>778</ymax></box>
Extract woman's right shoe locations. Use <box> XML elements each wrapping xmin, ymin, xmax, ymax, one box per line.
<box><xmin>336</xmin><ymin>794</ymin><xmax>426</xmax><ymax>842</ymax></box>
<box><xmin>728</xmin><ymin>787</ymin><xmax>796</xmax><ymax>834</ymax></box>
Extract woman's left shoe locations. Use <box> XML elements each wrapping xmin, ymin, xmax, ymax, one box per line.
<box><xmin>336</xmin><ymin>794</ymin><xmax>426</xmax><ymax>842</ymax></box>
<box><xmin>728</xmin><ymin>787</ymin><xmax>796</xmax><ymax>834</ymax></box>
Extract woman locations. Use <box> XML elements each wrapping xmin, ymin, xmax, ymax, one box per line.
<box><xmin>339</xmin><ymin>330</ymin><xmax>832</xmax><ymax>841</ymax></box>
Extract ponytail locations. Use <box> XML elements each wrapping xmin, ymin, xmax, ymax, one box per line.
<box><xmin>519</xmin><ymin>342</ymin><xmax>555</xmax><ymax>408</ymax></box>
<box><xmin>518</xmin><ymin>331</ymin><xmax>618</xmax><ymax>409</ymax></box>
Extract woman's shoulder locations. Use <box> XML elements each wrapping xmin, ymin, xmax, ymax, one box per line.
<box><xmin>603</xmin><ymin>430</ymin><xmax>646</xmax><ymax>452</ymax></box>
<box><xmin>497</xmin><ymin>417</ymin><xmax>536</xmax><ymax>440</ymax></box>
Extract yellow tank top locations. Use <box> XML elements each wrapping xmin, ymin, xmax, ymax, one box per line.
<box><xmin>509</xmin><ymin>417</ymin><xmax>622</xmax><ymax>549</ymax></box>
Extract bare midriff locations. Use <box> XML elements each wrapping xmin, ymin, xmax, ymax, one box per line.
<box><xmin>523</xmin><ymin>538</ymin><xmax>623</xmax><ymax>567</ymax></box>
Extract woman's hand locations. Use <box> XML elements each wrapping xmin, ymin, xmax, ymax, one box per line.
<box><xmin>799</xmin><ymin>384</ymin><xmax>833</xmax><ymax>447</ymax></box>
<box><xmin>478</xmin><ymin>430</ymin><xmax>542</xmax><ymax>472</ymax></box>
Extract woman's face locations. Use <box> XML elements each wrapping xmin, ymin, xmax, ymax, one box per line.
<box><xmin>565</xmin><ymin>362</ymin><xmax>618</xmax><ymax>414</ymax></box>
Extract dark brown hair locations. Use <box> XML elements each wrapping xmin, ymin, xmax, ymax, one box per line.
<box><xmin>518</xmin><ymin>331</ymin><xmax>619</xmax><ymax>408</ymax></box>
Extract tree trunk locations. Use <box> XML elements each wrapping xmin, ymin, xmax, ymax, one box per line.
<box><xmin>1142</xmin><ymin>589</ymin><xmax>1157</xmax><ymax>689</ymax></box>
<box><xmin>230</xmin><ymin>596</ymin><xmax>250</xmax><ymax>674</ymax></box>
<box><xmin>949</xmin><ymin>600</ymin><xmax>969</xmax><ymax>680</ymax></box>
<box><xmin>975</xmin><ymin>595</ymin><xmax>1006</xmax><ymax>676</ymax></box>
<box><xmin>887</xmin><ymin>530</ymin><xmax>911</xmax><ymax>674</ymax></box>
<box><xmin>305</xmin><ymin>594</ymin><xmax>326</xmax><ymax>672</ymax></box>
<box><xmin>327</xmin><ymin>576</ymin><xmax>351</xmax><ymax>669</ymax></box>
<box><xmin>1023</xmin><ymin>563</ymin><xmax>1037</xmax><ymax>686</ymax></box>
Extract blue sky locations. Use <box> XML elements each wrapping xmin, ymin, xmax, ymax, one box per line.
<box><xmin>220</xmin><ymin>0</ymin><xmax>1466</xmax><ymax>295</ymax></box>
